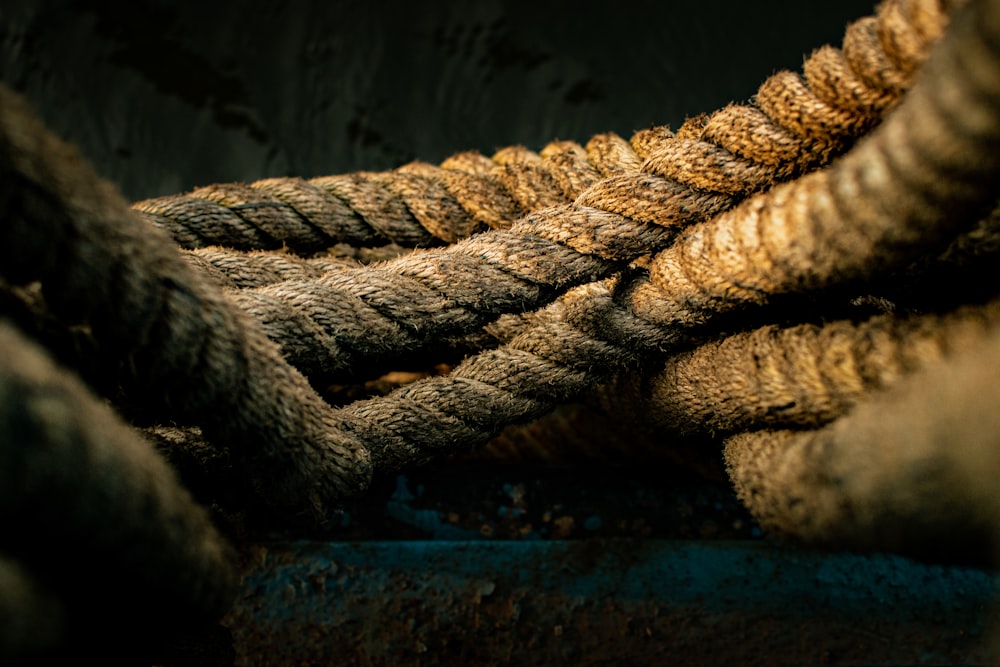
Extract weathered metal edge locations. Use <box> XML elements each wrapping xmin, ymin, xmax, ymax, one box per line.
<box><xmin>226</xmin><ymin>539</ymin><xmax>999</xmax><ymax>666</ymax></box>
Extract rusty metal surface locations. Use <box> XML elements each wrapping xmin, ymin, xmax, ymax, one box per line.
<box><xmin>225</xmin><ymin>539</ymin><xmax>998</xmax><ymax>666</ymax></box>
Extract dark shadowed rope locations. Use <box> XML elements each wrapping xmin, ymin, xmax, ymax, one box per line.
<box><xmin>0</xmin><ymin>0</ymin><xmax>975</xmax><ymax>511</ymax></box>
<box><xmin>0</xmin><ymin>322</ymin><xmax>237</xmax><ymax>658</ymax></box>
<box><xmin>0</xmin><ymin>87</ymin><xmax>369</xmax><ymax>521</ymax></box>
<box><xmin>3</xmin><ymin>2</ymin><xmax>995</xmax><ymax>662</ymax></box>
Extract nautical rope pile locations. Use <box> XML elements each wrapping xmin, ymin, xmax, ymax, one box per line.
<box><xmin>3</xmin><ymin>0</ymin><xmax>1000</xmax><ymax>660</ymax></box>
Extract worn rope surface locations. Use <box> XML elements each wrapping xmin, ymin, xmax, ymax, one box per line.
<box><xmin>0</xmin><ymin>86</ymin><xmax>369</xmax><ymax>519</ymax></box>
<box><xmin>5</xmin><ymin>1</ymin><xmax>1000</xmax><ymax>661</ymax></box>
<box><xmin>342</xmin><ymin>0</ymin><xmax>998</xmax><ymax>473</ymax></box>
<box><xmin>598</xmin><ymin>298</ymin><xmax>1000</xmax><ymax>438</ymax></box>
<box><xmin>723</xmin><ymin>321</ymin><xmax>1000</xmax><ymax>559</ymax></box>
<box><xmin>152</xmin><ymin>0</ymin><xmax>952</xmax><ymax>384</ymax></box>
<box><xmin>0</xmin><ymin>322</ymin><xmax>236</xmax><ymax>661</ymax></box>
<box><xmin>0</xmin><ymin>0</ymin><xmax>983</xmax><ymax>512</ymax></box>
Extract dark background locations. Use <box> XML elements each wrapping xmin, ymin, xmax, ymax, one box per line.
<box><xmin>2</xmin><ymin>0</ymin><xmax>875</xmax><ymax>201</ymax></box>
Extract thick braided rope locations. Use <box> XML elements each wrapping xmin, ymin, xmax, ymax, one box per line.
<box><xmin>428</xmin><ymin>233</ymin><xmax>1000</xmax><ymax>463</ymax></box>
<box><xmin>182</xmin><ymin>247</ymin><xmax>353</xmax><ymax>290</ymax></box>
<box><xmin>191</xmin><ymin>0</ymin><xmax>952</xmax><ymax>382</ymax></box>
<box><xmin>723</xmin><ymin>322</ymin><xmax>1000</xmax><ymax>556</ymax></box>
<box><xmin>0</xmin><ymin>0</ymin><xmax>968</xmax><ymax>516</ymax></box>
<box><xmin>135</xmin><ymin>0</ymin><xmax>953</xmax><ymax>262</ymax></box>
<box><xmin>343</xmin><ymin>0</ymin><xmax>1000</xmax><ymax>473</ymax></box>
<box><xmin>624</xmin><ymin>0</ymin><xmax>999</xmax><ymax>333</ymax></box>
<box><xmin>0</xmin><ymin>322</ymin><xmax>236</xmax><ymax>635</ymax></box>
<box><xmin>135</xmin><ymin>133</ymin><xmax>651</xmax><ymax>252</ymax></box>
<box><xmin>600</xmin><ymin>299</ymin><xmax>1000</xmax><ymax>437</ymax></box>
<box><xmin>0</xmin><ymin>86</ymin><xmax>369</xmax><ymax>519</ymax></box>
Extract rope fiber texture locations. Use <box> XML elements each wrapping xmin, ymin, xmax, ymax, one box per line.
<box><xmin>0</xmin><ymin>322</ymin><xmax>237</xmax><ymax>661</ymax></box>
<box><xmin>0</xmin><ymin>86</ymin><xmax>371</xmax><ymax>520</ymax></box>
<box><xmin>6</xmin><ymin>0</ymin><xmax>1000</xmax><ymax>660</ymax></box>
<box><xmin>599</xmin><ymin>298</ymin><xmax>1000</xmax><ymax>437</ymax></box>
<box><xmin>142</xmin><ymin>0</ymin><xmax>953</xmax><ymax>387</ymax></box>
<box><xmin>337</xmin><ymin>0</ymin><xmax>998</xmax><ymax>473</ymax></box>
<box><xmin>723</xmin><ymin>321</ymin><xmax>1000</xmax><ymax>559</ymax></box>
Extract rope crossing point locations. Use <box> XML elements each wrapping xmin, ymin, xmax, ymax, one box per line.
<box><xmin>137</xmin><ymin>0</ymin><xmax>952</xmax><ymax>386</ymax></box>
<box><xmin>6</xmin><ymin>0</ymin><xmax>1000</xmax><ymax>660</ymax></box>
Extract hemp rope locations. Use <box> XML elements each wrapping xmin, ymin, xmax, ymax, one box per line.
<box><xmin>60</xmin><ymin>0</ymin><xmax>966</xmax><ymax>479</ymax></box>
<box><xmin>0</xmin><ymin>0</ymin><xmax>984</xmax><ymax>506</ymax></box>
<box><xmin>1</xmin><ymin>2</ymin><xmax>998</xmax><ymax>661</ymax></box>
<box><xmin>138</xmin><ymin>0</ymin><xmax>949</xmax><ymax>258</ymax></box>
<box><xmin>183</xmin><ymin>246</ymin><xmax>354</xmax><ymax>290</ymax></box>
<box><xmin>154</xmin><ymin>0</ymin><xmax>952</xmax><ymax>385</ymax></box>
<box><xmin>723</xmin><ymin>321</ymin><xmax>1000</xmax><ymax>558</ymax></box>
<box><xmin>341</xmin><ymin>0</ymin><xmax>1000</xmax><ymax>473</ymax></box>
<box><xmin>0</xmin><ymin>0</ymin><xmax>979</xmax><ymax>492</ymax></box>
<box><xmin>598</xmin><ymin>298</ymin><xmax>1000</xmax><ymax>438</ymax></box>
<box><xmin>444</xmin><ymin>203</ymin><xmax>1000</xmax><ymax>464</ymax></box>
<box><xmin>0</xmin><ymin>322</ymin><xmax>236</xmax><ymax>658</ymax></box>
<box><xmin>0</xmin><ymin>86</ymin><xmax>369</xmax><ymax>520</ymax></box>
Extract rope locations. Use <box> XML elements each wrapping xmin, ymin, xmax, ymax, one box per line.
<box><xmin>3</xmin><ymin>1</ymin><xmax>1000</xmax><ymax>660</ymax></box>
<box><xmin>139</xmin><ymin>0</ymin><xmax>946</xmax><ymax>268</ymax></box>
<box><xmin>182</xmin><ymin>247</ymin><xmax>353</xmax><ymax>290</ymax></box>
<box><xmin>0</xmin><ymin>0</ymin><xmax>973</xmax><ymax>501</ymax></box>
<box><xmin>6</xmin><ymin>1</ymin><xmax>1000</xmax><ymax>661</ymax></box>
<box><xmin>599</xmin><ymin>298</ymin><xmax>1000</xmax><ymax>437</ymax></box>
<box><xmin>0</xmin><ymin>322</ymin><xmax>236</xmax><ymax>654</ymax></box>
<box><xmin>622</xmin><ymin>1</ymin><xmax>998</xmax><ymax>329</ymax></box>
<box><xmin>488</xmin><ymin>202</ymin><xmax>1000</xmax><ymax>462</ymax></box>
<box><xmin>340</xmin><ymin>0</ymin><xmax>999</xmax><ymax>473</ymax></box>
<box><xmin>0</xmin><ymin>86</ymin><xmax>370</xmax><ymax>520</ymax></box>
<box><xmin>723</xmin><ymin>321</ymin><xmax>1000</xmax><ymax>559</ymax></box>
<box><xmin>154</xmin><ymin>0</ymin><xmax>951</xmax><ymax>385</ymax></box>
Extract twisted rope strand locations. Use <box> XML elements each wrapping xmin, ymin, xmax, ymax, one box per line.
<box><xmin>182</xmin><ymin>247</ymin><xmax>353</xmax><ymax>290</ymax></box>
<box><xmin>0</xmin><ymin>322</ymin><xmax>237</xmax><ymax>626</ymax></box>
<box><xmin>723</xmin><ymin>322</ymin><xmax>1000</xmax><ymax>557</ymax></box>
<box><xmin>192</xmin><ymin>0</ymin><xmax>947</xmax><ymax>381</ymax></box>
<box><xmin>133</xmin><ymin>0</ymin><xmax>945</xmax><ymax>273</ymax></box>
<box><xmin>0</xmin><ymin>86</ymin><xmax>369</xmax><ymax>519</ymax></box>
<box><xmin>600</xmin><ymin>299</ymin><xmax>1000</xmax><ymax>437</ymax></box>
<box><xmin>0</xmin><ymin>0</ymin><xmax>965</xmax><ymax>516</ymax></box>
<box><xmin>341</xmin><ymin>0</ymin><xmax>1000</xmax><ymax>472</ymax></box>
<box><xmin>626</xmin><ymin>0</ymin><xmax>1000</xmax><ymax>332</ymax></box>
<box><xmin>132</xmin><ymin>135</ymin><xmax>624</xmax><ymax>252</ymax></box>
